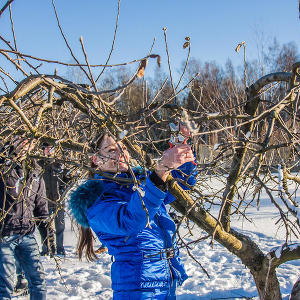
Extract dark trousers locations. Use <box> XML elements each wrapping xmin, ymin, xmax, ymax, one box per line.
<box><xmin>42</xmin><ymin>206</ymin><xmax>65</xmax><ymax>254</ymax></box>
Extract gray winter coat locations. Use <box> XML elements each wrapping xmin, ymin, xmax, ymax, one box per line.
<box><xmin>0</xmin><ymin>160</ymin><xmax>49</xmax><ymax>237</ymax></box>
<box><xmin>38</xmin><ymin>160</ymin><xmax>68</xmax><ymax>209</ymax></box>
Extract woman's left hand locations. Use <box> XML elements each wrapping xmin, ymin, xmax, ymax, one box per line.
<box><xmin>155</xmin><ymin>144</ymin><xmax>195</xmax><ymax>182</ymax></box>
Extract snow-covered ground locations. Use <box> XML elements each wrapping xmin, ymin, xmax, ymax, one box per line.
<box><xmin>14</xmin><ymin>178</ymin><xmax>300</xmax><ymax>300</ymax></box>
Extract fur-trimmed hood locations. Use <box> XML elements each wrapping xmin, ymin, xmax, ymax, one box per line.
<box><xmin>69</xmin><ymin>167</ymin><xmax>145</xmax><ymax>228</ymax></box>
<box><xmin>69</xmin><ymin>179</ymin><xmax>104</xmax><ymax>228</ymax></box>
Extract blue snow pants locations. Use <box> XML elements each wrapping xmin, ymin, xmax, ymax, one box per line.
<box><xmin>113</xmin><ymin>280</ymin><xmax>177</xmax><ymax>300</ymax></box>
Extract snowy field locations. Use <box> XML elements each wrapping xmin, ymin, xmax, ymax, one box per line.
<box><xmin>14</xmin><ymin>177</ymin><xmax>300</xmax><ymax>300</ymax></box>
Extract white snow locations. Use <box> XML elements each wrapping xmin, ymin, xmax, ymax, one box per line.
<box><xmin>213</xmin><ymin>143</ymin><xmax>220</xmax><ymax>151</ymax></box>
<box><xmin>119</xmin><ymin>130</ymin><xmax>128</xmax><ymax>139</ymax></box>
<box><xmin>245</xmin><ymin>131</ymin><xmax>251</xmax><ymax>139</ymax></box>
<box><xmin>207</xmin><ymin>112</ymin><xmax>220</xmax><ymax>117</ymax></box>
<box><xmin>14</xmin><ymin>176</ymin><xmax>300</xmax><ymax>300</ymax></box>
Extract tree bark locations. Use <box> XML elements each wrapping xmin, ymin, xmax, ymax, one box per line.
<box><xmin>252</xmin><ymin>268</ymin><xmax>282</xmax><ymax>300</ymax></box>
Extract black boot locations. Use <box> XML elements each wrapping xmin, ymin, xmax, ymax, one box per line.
<box><xmin>14</xmin><ymin>274</ymin><xmax>28</xmax><ymax>292</ymax></box>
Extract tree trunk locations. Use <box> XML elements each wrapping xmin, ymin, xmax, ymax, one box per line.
<box><xmin>251</xmin><ymin>268</ymin><xmax>282</xmax><ymax>300</ymax></box>
<box><xmin>290</xmin><ymin>277</ymin><xmax>300</xmax><ymax>300</ymax></box>
<box><xmin>169</xmin><ymin>181</ymin><xmax>283</xmax><ymax>299</ymax></box>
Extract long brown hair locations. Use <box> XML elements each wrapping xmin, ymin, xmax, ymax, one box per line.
<box><xmin>77</xmin><ymin>226</ymin><xmax>98</xmax><ymax>262</ymax></box>
<box><xmin>77</xmin><ymin>133</ymin><xmax>107</xmax><ymax>261</ymax></box>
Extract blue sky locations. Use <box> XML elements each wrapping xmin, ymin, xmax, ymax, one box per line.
<box><xmin>0</xmin><ymin>0</ymin><xmax>299</xmax><ymax>89</ymax></box>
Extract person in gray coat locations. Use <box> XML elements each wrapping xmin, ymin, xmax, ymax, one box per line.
<box><xmin>0</xmin><ymin>137</ymin><xmax>52</xmax><ymax>300</ymax></box>
<box><xmin>39</xmin><ymin>143</ymin><xmax>69</xmax><ymax>256</ymax></box>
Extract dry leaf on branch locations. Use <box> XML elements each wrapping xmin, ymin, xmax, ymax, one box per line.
<box><xmin>137</xmin><ymin>59</ymin><xmax>147</xmax><ymax>78</ymax></box>
<box><xmin>183</xmin><ymin>41</ymin><xmax>190</xmax><ymax>49</ymax></box>
<box><xmin>235</xmin><ymin>41</ymin><xmax>245</xmax><ymax>53</ymax></box>
<box><xmin>149</xmin><ymin>54</ymin><xmax>161</xmax><ymax>67</ymax></box>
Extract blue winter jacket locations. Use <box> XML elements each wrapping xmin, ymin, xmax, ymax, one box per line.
<box><xmin>70</xmin><ymin>162</ymin><xmax>196</xmax><ymax>291</ymax></box>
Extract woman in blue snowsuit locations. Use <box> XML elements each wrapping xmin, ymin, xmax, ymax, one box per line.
<box><xmin>69</xmin><ymin>132</ymin><xmax>197</xmax><ymax>299</ymax></box>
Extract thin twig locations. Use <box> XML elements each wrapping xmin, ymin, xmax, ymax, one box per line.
<box><xmin>95</xmin><ymin>0</ymin><xmax>121</xmax><ymax>82</ymax></box>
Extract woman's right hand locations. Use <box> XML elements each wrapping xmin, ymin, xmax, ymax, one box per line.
<box><xmin>155</xmin><ymin>144</ymin><xmax>195</xmax><ymax>182</ymax></box>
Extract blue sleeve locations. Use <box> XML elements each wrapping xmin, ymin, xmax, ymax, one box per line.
<box><xmin>86</xmin><ymin>177</ymin><xmax>167</xmax><ymax>236</ymax></box>
<box><xmin>164</xmin><ymin>161</ymin><xmax>197</xmax><ymax>205</ymax></box>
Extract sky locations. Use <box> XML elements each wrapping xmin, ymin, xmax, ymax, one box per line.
<box><xmin>0</xmin><ymin>0</ymin><xmax>300</xmax><ymax>90</ymax></box>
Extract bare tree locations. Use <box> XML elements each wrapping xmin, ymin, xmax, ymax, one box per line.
<box><xmin>1</xmin><ymin>3</ymin><xmax>300</xmax><ymax>300</ymax></box>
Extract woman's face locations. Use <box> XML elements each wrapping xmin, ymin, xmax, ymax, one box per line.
<box><xmin>92</xmin><ymin>135</ymin><xmax>130</xmax><ymax>172</ymax></box>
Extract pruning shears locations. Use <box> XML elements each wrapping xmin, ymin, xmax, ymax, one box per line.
<box><xmin>168</xmin><ymin>121</ymin><xmax>197</xmax><ymax>165</ymax></box>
